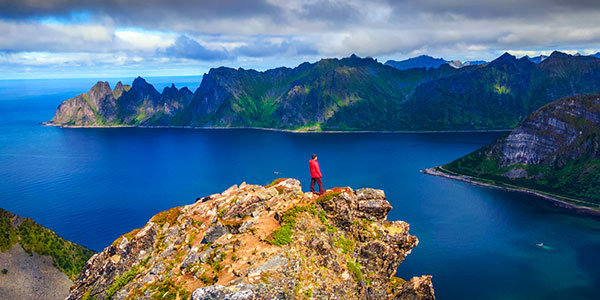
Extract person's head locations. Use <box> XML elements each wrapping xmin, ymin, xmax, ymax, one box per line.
<box><xmin>311</xmin><ymin>154</ymin><xmax>317</xmax><ymax>160</ymax></box>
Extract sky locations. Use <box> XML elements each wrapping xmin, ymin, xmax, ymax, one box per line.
<box><xmin>1</xmin><ymin>0</ymin><xmax>600</xmax><ymax>79</ymax></box>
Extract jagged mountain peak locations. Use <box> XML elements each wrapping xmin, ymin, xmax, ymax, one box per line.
<box><xmin>493</xmin><ymin>52</ymin><xmax>517</xmax><ymax>62</ymax></box>
<box><xmin>132</xmin><ymin>76</ymin><xmax>154</xmax><ymax>89</ymax></box>
<box><xmin>549</xmin><ymin>50</ymin><xmax>570</xmax><ymax>58</ymax></box>
<box><xmin>90</xmin><ymin>80</ymin><xmax>111</xmax><ymax>91</ymax></box>
<box><xmin>127</xmin><ymin>76</ymin><xmax>160</xmax><ymax>99</ymax></box>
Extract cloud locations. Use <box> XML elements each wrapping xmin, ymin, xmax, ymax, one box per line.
<box><xmin>2</xmin><ymin>0</ymin><xmax>600</xmax><ymax>78</ymax></box>
<box><xmin>234</xmin><ymin>38</ymin><xmax>318</xmax><ymax>57</ymax></box>
<box><xmin>0</xmin><ymin>20</ymin><xmax>114</xmax><ymax>52</ymax></box>
<box><xmin>0</xmin><ymin>0</ymin><xmax>281</xmax><ymax>21</ymax></box>
<box><xmin>164</xmin><ymin>35</ymin><xmax>229</xmax><ymax>61</ymax></box>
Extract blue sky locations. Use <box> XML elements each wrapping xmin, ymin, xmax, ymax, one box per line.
<box><xmin>1</xmin><ymin>0</ymin><xmax>600</xmax><ymax>79</ymax></box>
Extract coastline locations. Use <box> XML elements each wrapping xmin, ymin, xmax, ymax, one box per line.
<box><xmin>422</xmin><ymin>167</ymin><xmax>600</xmax><ymax>216</ymax></box>
<box><xmin>41</xmin><ymin>122</ymin><xmax>512</xmax><ymax>134</ymax></box>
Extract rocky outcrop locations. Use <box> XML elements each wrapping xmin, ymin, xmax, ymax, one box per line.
<box><xmin>47</xmin><ymin>77</ymin><xmax>193</xmax><ymax>127</ymax></box>
<box><xmin>67</xmin><ymin>179</ymin><xmax>434</xmax><ymax>299</ymax></box>
<box><xmin>441</xmin><ymin>94</ymin><xmax>600</xmax><ymax>208</ymax></box>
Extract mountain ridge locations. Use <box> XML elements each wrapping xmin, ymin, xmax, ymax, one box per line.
<box><xmin>47</xmin><ymin>52</ymin><xmax>600</xmax><ymax>131</ymax></box>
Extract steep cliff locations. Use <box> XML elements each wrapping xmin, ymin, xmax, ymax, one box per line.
<box><xmin>48</xmin><ymin>52</ymin><xmax>600</xmax><ymax>131</ymax></box>
<box><xmin>48</xmin><ymin>78</ymin><xmax>193</xmax><ymax>126</ymax></box>
<box><xmin>0</xmin><ymin>209</ymin><xmax>95</xmax><ymax>300</ymax></box>
<box><xmin>437</xmin><ymin>94</ymin><xmax>600</xmax><ymax>210</ymax></box>
<box><xmin>67</xmin><ymin>179</ymin><xmax>434</xmax><ymax>300</ymax></box>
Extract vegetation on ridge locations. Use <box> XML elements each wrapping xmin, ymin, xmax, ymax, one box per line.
<box><xmin>0</xmin><ymin>208</ymin><xmax>95</xmax><ymax>280</ymax></box>
<box><xmin>49</xmin><ymin>52</ymin><xmax>600</xmax><ymax>131</ymax></box>
<box><xmin>442</xmin><ymin>94</ymin><xmax>600</xmax><ymax>209</ymax></box>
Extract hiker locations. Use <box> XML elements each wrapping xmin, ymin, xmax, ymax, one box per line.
<box><xmin>309</xmin><ymin>154</ymin><xmax>324</xmax><ymax>194</ymax></box>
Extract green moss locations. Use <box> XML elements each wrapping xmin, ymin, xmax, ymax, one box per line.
<box><xmin>346</xmin><ymin>260</ymin><xmax>363</xmax><ymax>282</ymax></box>
<box><xmin>390</xmin><ymin>276</ymin><xmax>406</xmax><ymax>290</ymax></box>
<box><xmin>270</xmin><ymin>223</ymin><xmax>294</xmax><ymax>246</ymax></box>
<box><xmin>199</xmin><ymin>272</ymin><xmax>217</xmax><ymax>285</ymax></box>
<box><xmin>317</xmin><ymin>191</ymin><xmax>342</xmax><ymax>204</ymax></box>
<box><xmin>334</xmin><ymin>236</ymin><xmax>355</xmax><ymax>254</ymax></box>
<box><xmin>105</xmin><ymin>265</ymin><xmax>142</xmax><ymax>299</ymax></box>
<box><xmin>269</xmin><ymin>204</ymin><xmax>318</xmax><ymax>246</ymax></box>
<box><xmin>82</xmin><ymin>290</ymin><xmax>98</xmax><ymax>300</ymax></box>
<box><xmin>304</xmin><ymin>289</ymin><xmax>313</xmax><ymax>297</ymax></box>
<box><xmin>317</xmin><ymin>210</ymin><xmax>336</xmax><ymax>233</ymax></box>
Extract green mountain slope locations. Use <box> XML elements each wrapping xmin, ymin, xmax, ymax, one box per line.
<box><xmin>441</xmin><ymin>94</ymin><xmax>600</xmax><ymax>209</ymax></box>
<box><xmin>48</xmin><ymin>52</ymin><xmax>600</xmax><ymax>131</ymax></box>
<box><xmin>0</xmin><ymin>208</ymin><xmax>95</xmax><ymax>280</ymax></box>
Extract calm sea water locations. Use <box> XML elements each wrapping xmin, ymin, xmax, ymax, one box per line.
<box><xmin>1</xmin><ymin>78</ymin><xmax>599</xmax><ymax>300</ymax></box>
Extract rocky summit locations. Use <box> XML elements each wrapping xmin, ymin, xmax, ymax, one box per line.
<box><xmin>68</xmin><ymin>179</ymin><xmax>434</xmax><ymax>300</ymax></box>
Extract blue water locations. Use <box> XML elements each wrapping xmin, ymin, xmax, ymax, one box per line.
<box><xmin>1</xmin><ymin>78</ymin><xmax>599</xmax><ymax>300</ymax></box>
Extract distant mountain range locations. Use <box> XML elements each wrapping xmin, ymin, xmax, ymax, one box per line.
<box><xmin>384</xmin><ymin>55</ymin><xmax>449</xmax><ymax>70</ymax></box>
<box><xmin>431</xmin><ymin>94</ymin><xmax>600</xmax><ymax>211</ymax></box>
<box><xmin>48</xmin><ymin>51</ymin><xmax>600</xmax><ymax>131</ymax></box>
<box><xmin>525</xmin><ymin>55</ymin><xmax>549</xmax><ymax>64</ymax></box>
<box><xmin>384</xmin><ymin>55</ymin><xmax>486</xmax><ymax>70</ymax></box>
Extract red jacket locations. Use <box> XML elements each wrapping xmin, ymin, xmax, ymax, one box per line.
<box><xmin>309</xmin><ymin>159</ymin><xmax>322</xmax><ymax>178</ymax></box>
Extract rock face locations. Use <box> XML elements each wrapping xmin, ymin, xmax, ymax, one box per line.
<box><xmin>67</xmin><ymin>179</ymin><xmax>434</xmax><ymax>300</ymax></box>
<box><xmin>48</xmin><ymin>52</ymin><xmax>600</xmax><ymax>131</ymax></box>
<box><xmin>0</xmin><ymin>244</ymin><xmax>73</xmax><ymax>300</ymax></box>
<box><xmin>48</xmin><ymin>77</ymin><xmax>193</xmax><ymax>126</ymax></box>
<box><xmin>497</xmin><ymin>96</ymin><xmax>600</xmax><ymax>167</ymax></box>
<box><xmin>443</xmin><ymin>94</ymin><xmax>600</xmax><ymax>208</ymax></box>
<box><xmin>0</xmin><ymin>209</ymin><xmax>95</xmax><ymax>299</ymax></box>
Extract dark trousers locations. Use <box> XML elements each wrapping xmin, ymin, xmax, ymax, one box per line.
<box><xmin>310</xmin><ymin>177</ymin><xmax>324</xmax><ymax>193</ymax></box>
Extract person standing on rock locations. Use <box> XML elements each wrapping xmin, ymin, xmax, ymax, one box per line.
<box><xmin>309</xmin><ymin>154</ymin><xmax>324</xmax><ymax>194</ymax></box>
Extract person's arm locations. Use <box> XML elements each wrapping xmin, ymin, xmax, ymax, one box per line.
<box><xmin>316</xmin><ymin>162</ymin><xmax>323</xmax><ymax>178</ymax></box>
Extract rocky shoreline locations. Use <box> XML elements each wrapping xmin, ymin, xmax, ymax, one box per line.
<box><xmin>42</xmin><ymin>122</ymin><xmax>511</xmax><ymax>135</ymax></box>
<box><xmin>422</xmin><ymin>167</ymin><xmax>600</xmax><ymax>215</ymax></box>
